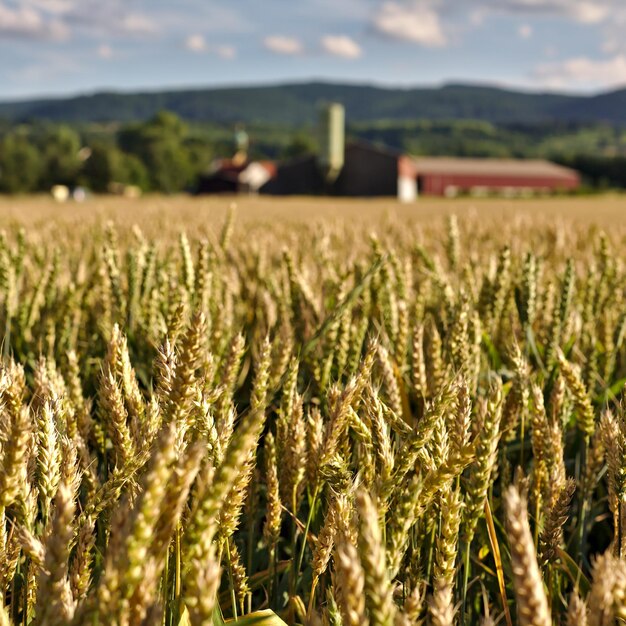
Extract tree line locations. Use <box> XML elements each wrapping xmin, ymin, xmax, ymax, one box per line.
<box><xmin>0</xmin><ymin>111</ymin><xmax>214</xmax><ymax>194</ymax></box>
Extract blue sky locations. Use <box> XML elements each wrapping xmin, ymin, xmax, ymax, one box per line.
<box><xmin>2</xmin><ymin>0</ymin><xmax>626</xmax><ymax>99</ymax></box>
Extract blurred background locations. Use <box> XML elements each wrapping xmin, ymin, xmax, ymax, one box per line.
<box><xmin>1</xmin><ymin>0</ymin><xmax>626</xmax><ymax>196</ymax></box>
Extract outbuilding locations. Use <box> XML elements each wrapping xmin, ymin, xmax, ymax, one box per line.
<box><xmin>196</xmin><ymin>158</ymin><xmax>276</xmax><ymax>194</ymax></box>
<box><xmin>334</xmin><ymin>142</ymin><xmax>418</xmax><ymax>202</ymax></box>
<box><xmin>413</xmin><ymin>157</ymin><xmax>580</xmax><ymax>197</ymax></box>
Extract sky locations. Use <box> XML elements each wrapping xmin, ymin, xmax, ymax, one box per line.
<box><xmin>2</xmin><ymin>0</ymin><xmax>626</xmax><ymax>99</ymax></box>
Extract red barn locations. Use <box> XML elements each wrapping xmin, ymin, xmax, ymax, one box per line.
<box><xmin>413</xmin><ymin>157</ymin><xmax>580</xmax><ymax>197</ymax></box>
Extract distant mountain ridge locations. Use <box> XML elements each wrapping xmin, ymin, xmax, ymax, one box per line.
<box><xmin>1</xmin><ymin>81</ymin><xmax>626</xmax><ymax>126</ymax></box>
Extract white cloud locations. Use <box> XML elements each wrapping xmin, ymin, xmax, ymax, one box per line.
<box><xmin>97</xmin><ymin>43</ymin><xmax>113</xmax><ymax>59</ymax></box>
<box><xmin>62</xmin><ymin>8</ymin><xmax>159</xmax><ymax>39</ymax></box>
<box><xmin>368</xmin><ymin>0</ymin><xmax>626</xmax><ymax>59</ymax></box>
<box><xmin>0</xmin><ymin>1</ymin><xmax>162</xmax><ymax>41</ymax></box>
<box><xmin>184</xmin><ymin>36</ymin><xmax>236</xmax><ymax>59</ymax></box>
<box><xmin>518</xmin><ymin>23</ymin><xmax>533</xmax><ymax>39</ymax></box>
<box><xmin>0</xmin><ymin>3</ymin><xmax>69</xmax><ymax>40</ymax></box>
<box><xmin>367</xmin><ymin>0</ymin><xmax>626</xmax><ymax>54</ymax></box>
<box><xmin>118</xmin><ymin>13</ymin><xmax>158</xmax><ymax>35</ymax></box>
<box><xmin>473</xmin><ymin>0</ymin><xmax>611</xmax><ymax>24</ymax></box>
<box><xmin>263</xmin><ymin>35</ymin><xmax>304</xmax><ymax>55</ymax></box>
<box><xmin>571</xmin><ymin>3</ymin><xmax>609</xmax><ymax>23</ymax></box>
<box><xmin>320</xmin><ymin>35</ymin><xmax>362</xmax><ymax>59</ymax></box>
<box><xmin>185</xmin><ymin>34</ymin><xmax>207</xmax><ymax>53</ymax></box>
<box><xmin>372</xmin><ymin>1</ymin><xmax>447</xmax><ymax>47</ymax></box>
<box><xmin>216</xmin><ymin>45</ymin><xmax>236</xmax><ymax>59</ymax></box>
<box><xmin>533</xmin><ymin>54</ymin><xmax>626</xmax><ymax>89</ymax></box>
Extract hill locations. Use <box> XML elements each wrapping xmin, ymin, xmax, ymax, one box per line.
<box><xmin>2</xmin><ymin>81</ymin><xmax>626</xmax><ymax>126</ymax></box>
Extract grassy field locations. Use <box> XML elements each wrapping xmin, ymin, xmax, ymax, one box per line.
<box><xmin>0</xmin><ymin>194</ymin><xmax>625</xmax><ymax>625</ymax></box>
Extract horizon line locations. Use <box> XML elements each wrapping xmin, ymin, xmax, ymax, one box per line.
<box><xmin>0</xmin><ymin>76</ymin><xmax>618</xmax><ymax>105</ymax></box>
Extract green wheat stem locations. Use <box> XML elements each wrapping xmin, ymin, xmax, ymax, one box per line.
<box><xmin>225</xmin><ymin>537</ymin><xmax>239</xmax><ymax>621</ymax></box>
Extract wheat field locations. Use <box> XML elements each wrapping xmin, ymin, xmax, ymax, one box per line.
<box><xmin>0</xmin><ymin>194</ymin><xmax>625</xmax><ymax>625</ymax></box>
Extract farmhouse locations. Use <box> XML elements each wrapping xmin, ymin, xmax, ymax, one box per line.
<box><xmin>413</xmin><ymin>157</ymin><xmax>580</xmax><ymax>197</ymax></box>
<box><xmin>196</xmin><ymin>158</ymin><xmax>276</xmax><ymax>194</ymax></box>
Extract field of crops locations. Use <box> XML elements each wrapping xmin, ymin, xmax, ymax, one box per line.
<box><xmin>0</xmin><ymin>195</ymin><xmax>625</xmax><ymax>626</ymax></box>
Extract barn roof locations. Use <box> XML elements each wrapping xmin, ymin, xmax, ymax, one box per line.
<box><xmin>412</xmin><ymin>157</ymin><xmax>579</xmax><ymax>179</ymax></box>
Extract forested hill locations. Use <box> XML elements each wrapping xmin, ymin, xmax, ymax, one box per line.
<box><xmin>2</xmin><ymin>81</ymin><xmax>626</xmax><ymax>125</ymax></box>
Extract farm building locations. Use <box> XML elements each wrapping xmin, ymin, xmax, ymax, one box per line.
<box><xmin>264</xmin><ymin>103</ymin><xmax>580</xmax><ymax>199</ymax></box>
<box><xmin>262</xmin><ymin>141</ymin><xmax>418</xmax><ymax>201</ymax></box>
<box><xmin>196</xmin><ymin>158</ymin><xmax>276</xmax><ymax>194</ymax></box>
<box><xmin>413</xmin><ymin>157</ymin><xmax>580</xmax><ymax>197</ymax></box>
<box><xmin>334</xmin><ymin>142</ymin><xmax>418</xmax><ymax>202</ymax></box>
<box><xmin>260</xmin><ymin>155</ymin><xmax>325</xmax><ymax>196</ymax></box>
<box><xmin>195</xmin><ymin>103</ymin><xmax>580</xmax><ymax>200</ymax></box>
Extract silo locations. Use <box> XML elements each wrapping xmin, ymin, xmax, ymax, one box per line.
<box><xmin>318</xmin><ymin>102</ymin><xmax>345</xmax><ymax>181</ymax></box>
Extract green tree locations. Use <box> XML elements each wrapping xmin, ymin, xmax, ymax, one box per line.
<box><xmin>81</xmin><ymin>144</ymin><xmax>150</xmax><ymax>193</ymax></box>
<box><xmin>36</xmin><ymin>125</ymin><xmax>82</xmax><ymax>189</ymax></box>
<box><xmin>81</xmin><ymin>144</ymin><xmax>120</xmax><ymax>193</ymax></box>
<box><xmin>283</xmin><ymin>132</ymin><xmax>316</xmax><ymax>159</ymax></box>
<box><xmin>185</xmin><ymin>137</ymin><xmax>213</xmax><ymax>176</ymax></box>
<box><xmin>0</xmin><ymin>134</ymin><xmax>41</xmax><ymax>193</ymax></box>
<box><xmin>118</xmin><ymin>153</ymin><xmax>150</xmax><ymax>191</ymax></box>
<box><xmin>118</xmin><ymin>111</ymin><xmax>195</xmax><ymax>192</ymax></box>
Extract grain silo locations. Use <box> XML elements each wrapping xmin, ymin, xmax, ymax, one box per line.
<box><xmin>318</xmin><ymin>102</ymin><xmax>345</xmax><ymax>182</ymax></box>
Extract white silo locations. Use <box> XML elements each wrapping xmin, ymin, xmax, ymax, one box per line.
<box><xmin>318</xmin><ymin>102</ymin><xmax>345</xmax><ymax>182</ymax></box>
